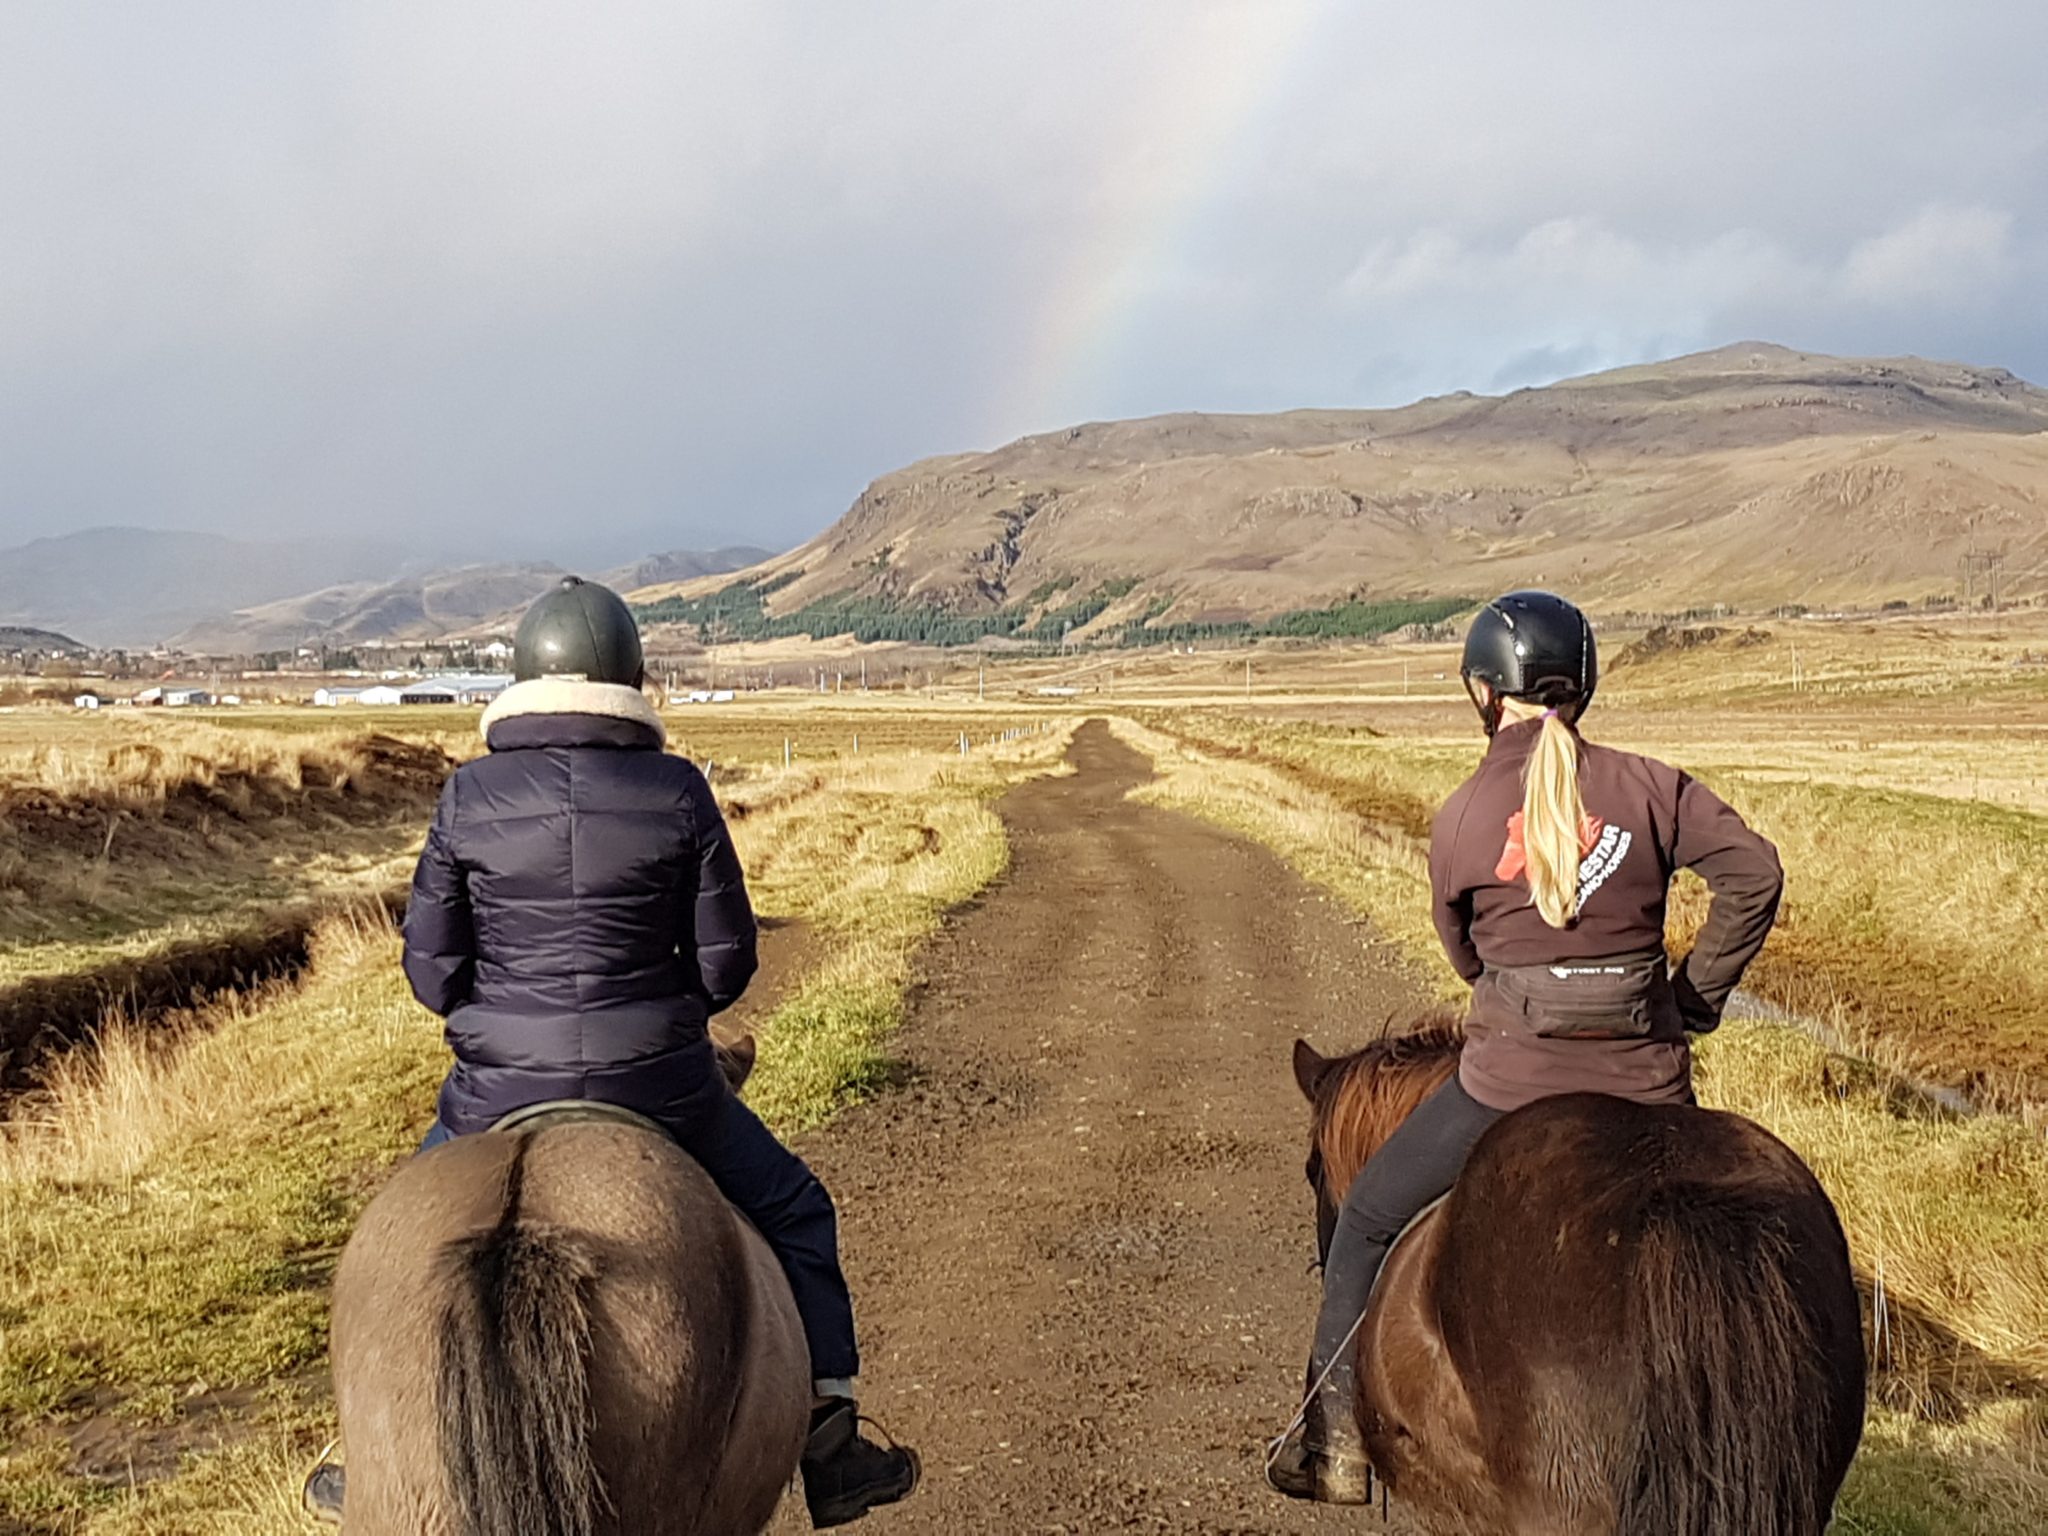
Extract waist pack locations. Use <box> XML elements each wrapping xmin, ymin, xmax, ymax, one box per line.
<box><xmin>1485</xmin><ymin>953</ymin><xmax>1677</xmax><ymax>1041</ymax></box>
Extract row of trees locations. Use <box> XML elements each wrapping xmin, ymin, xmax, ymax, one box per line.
<box><xmin>635</xmin><ymin>579</ymin><xmax>1473</xmax><ymax>651</ymax></box>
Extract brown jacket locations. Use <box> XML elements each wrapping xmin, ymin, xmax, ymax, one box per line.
<box><xmin>1430</xmin><ymin>718</ymin><xmax>1783</xmax><ymax>1111</ymax></box>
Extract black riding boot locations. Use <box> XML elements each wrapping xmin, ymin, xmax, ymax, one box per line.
<box><xmin>1265</xmin><ymin>1362</ymin><xmax>1372</xmax><ymax>1504</ymax></box>
<box><xmin>801</xmin><ymin>1399</ymin><xmax>920</xmax><ymax>1528</ymax></box>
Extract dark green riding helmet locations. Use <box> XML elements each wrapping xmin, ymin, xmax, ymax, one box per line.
<box><xmin>512</xmin><ymin>576</ymin><xmax>645</xmax><ymax>685</ymax></box>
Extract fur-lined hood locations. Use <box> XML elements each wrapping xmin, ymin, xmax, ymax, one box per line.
<box><xmin>479</xmin><ymin>678</ymin><xmax>667</xmax><ymax>746</ymax></box>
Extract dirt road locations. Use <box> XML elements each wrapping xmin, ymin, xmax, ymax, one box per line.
<box><xmin>772</xmin><ymin>721</ymin><xmax>1425</xmax><ymax>1534</ymax></box>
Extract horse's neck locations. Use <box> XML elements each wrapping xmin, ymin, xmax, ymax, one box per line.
<box><xmin>1324</xmin><ymin>1055</ymin><xmax>1459</xmax><ymax>1197</ymax></box>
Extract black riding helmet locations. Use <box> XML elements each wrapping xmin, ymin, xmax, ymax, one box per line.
<box><xmin>512</xmin><ymin>576</ymin><xmax>645</xmax><ymax>685</ymax></box>
<box><xmin>1460</xmin><ymin>590</ymin><xmax>1597</xmax><ymax>736</ymax></box>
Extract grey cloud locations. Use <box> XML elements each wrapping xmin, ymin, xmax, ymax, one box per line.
<box><xmin>3</xmin><ymin>0</ymin><xmax>2046</xmax><ymax>559</ymax></box>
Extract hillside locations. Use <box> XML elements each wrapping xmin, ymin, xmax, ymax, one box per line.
<box><xmin>171</xmin><ymin>564</ymin><xmax>569</xmax><ymax>654</ymax></box>
<box><xmin>172</xmin><ymin>548</ymin><xmax>770</xmax><ymax>654</ymax></box>
<box><xmin>0</xmin><ymin>626</ymin><xmax>85</xmax><ymax>653</ymax></box>
<box><xmin>0</xmin><ymin>529</ymin><xmax>405</xmax><ymax>650</ymax></box>
<box><xmin>633</xmin><ymin>344</ymin><xmax>2048</xmax><ymax>644</ymax></box>
<box><xmin>602</xmin><ymin>545</ymin><xmax>774</xmax><ymax>592</ymax></box>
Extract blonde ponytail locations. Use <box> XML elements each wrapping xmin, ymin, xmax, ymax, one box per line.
<box><xmin>1521</xmin><ymin>713</ymin><xmax>1586</xmax><ymax>927</ymax></box>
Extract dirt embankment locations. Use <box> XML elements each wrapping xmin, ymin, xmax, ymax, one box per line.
<box><xmin>771</xmin><ymin>720</ymin><xmax>1425</xmax><ymax>1534</ymax></box>
<box><xmin>0</xmin><ymin>732</ymin><xmax>448</xmax><ymax>895</ymax></box>
<box><xmin>0</xmin><ymin>734</ymin><xmax>451</xmax><ymax>1099</ymax></box>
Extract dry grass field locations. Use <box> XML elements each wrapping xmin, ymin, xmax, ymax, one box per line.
<box><xmin>0</xmin><ymin>615</ymin><xmax>2043</xmax><ymax>1533</ymax></box>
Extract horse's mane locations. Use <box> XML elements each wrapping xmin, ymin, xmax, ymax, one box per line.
<box><xmin>1308</xmin><ymin>1013</ymin><xmax>1463</xmax><ymax>1203</ymax></box>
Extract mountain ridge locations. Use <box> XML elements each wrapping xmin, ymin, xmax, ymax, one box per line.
<box><xmin>170</xmin><ymin>547</ymin><xmax>772</xmax><ymax>654</ymax></box>
<box><xmin>0</xmin><ymin>625</ymin><xmax>86</xmax><ymax>653</ymax></box>
<box><xmin>630</xmin><ymin>344</ymin><xmax>2048</xmax><ymax>640</ymax></box>
<box><xmin>0</xmin><ymin>529</ymin><xmax>772</xmax><ymax>653</ymax></box>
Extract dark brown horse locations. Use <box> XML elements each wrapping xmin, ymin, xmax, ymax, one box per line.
<box><xmin>1292</xmin><ymin>1021</ymin><xmax>1866</xmax><ymax>1536</ymax></box>
<box><xmin>329</xmin><ymin>1033</ymin><xmax>810</xmax><ymax>1535</ymax></box>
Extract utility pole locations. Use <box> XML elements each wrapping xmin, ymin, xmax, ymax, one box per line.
<box><xmin>978</xmin><ymin>664</ymin><xmax>984</xmax><ymax>702</ymax></box>
<box><xmin>1244</xmin><ymin>656</ymin><xmax>1252</xmax><ymax>700</ymax></box>
<box><xmin>1960</xmin><ymin>549</ymin><xmax>2005</xmax><ymax>611</ymax></box>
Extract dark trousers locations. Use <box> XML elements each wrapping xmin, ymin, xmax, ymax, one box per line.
<box><xmin>420</xmin><ymin>1083</ymin><xmax>860</xmax><ymax>1382</ymax></box>
<box><xmin>1305</xmin><ymin>1074</ymin><xmax>1503</xmax><ymax>1441</ymax></box>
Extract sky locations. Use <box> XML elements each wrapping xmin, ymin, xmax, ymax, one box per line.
<box><xmin>3</xmin><ymin>0</ymin><xmax>2046</xmax><ymax>566</ymax></box>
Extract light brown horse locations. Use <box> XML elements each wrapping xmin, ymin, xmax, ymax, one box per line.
<box><xmin>329</xmin><ymin>1034</ymin><xmax>810</xmax><ymax>1535</ymax></box>
<box><xmin>1292</xmin><ymin>1020</ymin><xmax>1866</xmax><ymax>1536</ymax></box>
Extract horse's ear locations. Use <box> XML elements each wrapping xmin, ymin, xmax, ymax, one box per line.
<box><xmin>1292</xmin><ymin>1038</ymin><xmax>1328</xmax><ymax>1101</ymax></box>
<box><xmin>714</xmin><ymin>1030</ymin><xmax>757</xmax><ymax>1091</ymax></box>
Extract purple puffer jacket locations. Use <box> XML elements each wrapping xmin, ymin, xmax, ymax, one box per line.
<box><xmin>401</xmin><ymin>678</ymin><xmax>757</xmax><ymax>1135</ymax></box>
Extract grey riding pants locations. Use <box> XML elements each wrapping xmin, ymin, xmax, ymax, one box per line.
<box><xmin>1306</xmin><ymin>1075</ymin><xmax>1503</xmax><ymax>1437</ymax></box>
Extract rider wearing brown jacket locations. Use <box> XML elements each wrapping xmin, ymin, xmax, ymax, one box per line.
<box><xmin>1269</xmin><ymin>590</ymin><xmax>1783</xmax><ymax>1503</ymax></box>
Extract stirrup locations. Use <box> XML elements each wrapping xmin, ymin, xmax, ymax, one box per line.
<box><xmin>301</xmin><ymin>1445</ymin><xmax>345</xmax><ymax>1526</ymax></box>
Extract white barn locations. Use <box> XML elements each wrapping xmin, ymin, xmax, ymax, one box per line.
<box><xmin>401</xmin><ymin>674</ymin><xmax>512</xmax><ymax>706</ymax></box>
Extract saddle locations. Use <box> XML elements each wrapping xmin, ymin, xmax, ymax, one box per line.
<box><xmin>488</xmin><ymin>1099</ymin><xmax>677</xmax><ymax>1144</ymax></box>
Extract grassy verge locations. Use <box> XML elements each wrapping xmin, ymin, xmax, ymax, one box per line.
<box><xmin>727</xmin><ymin>726</ymin><xmax>1074</xmax><ymax>1129</ymax></box>
<box><xmin>1107</xmin><ymin>714</ymin><xmax>2048</xmax><ymax>1536</ymax></box>
<box><xmin>0</xmin><ymin>915</ymin><xmax>443</xmax><ymax>1534</ymax></box>
<box><xmin>0</xmin><ymin>727</ymin><xmax>1070</xmax><ymax>1532</ymax></box>
<box><xmin>1666</xmin><ymin>777</ymin><xmax>2048</xmax><ymax>1116</ymax></box>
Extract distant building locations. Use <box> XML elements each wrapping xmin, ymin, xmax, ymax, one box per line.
<box><xmin>479</xmin><ymin>640</ymin><xmax>514</xmax><ymax>662</ymax></box>
<box><xmin>401</xmin><ymin>673</ymin><xmax>512</xmax><ymax>706</ymax></box>
<box><xmin>73</xmin><ymin>694</ymin><xmax>102</xmax><ymax>710</ymax></box>
<box><xmin>314</xmin><ymin>683</ymin><xmax>404</xmax><ymax>706</ymax></box>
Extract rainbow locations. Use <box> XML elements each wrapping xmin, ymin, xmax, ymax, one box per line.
<box><xmin>997</xmin><ymin>0</ymin><xmax>1337</xmax><ymax>440</ymax></box>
